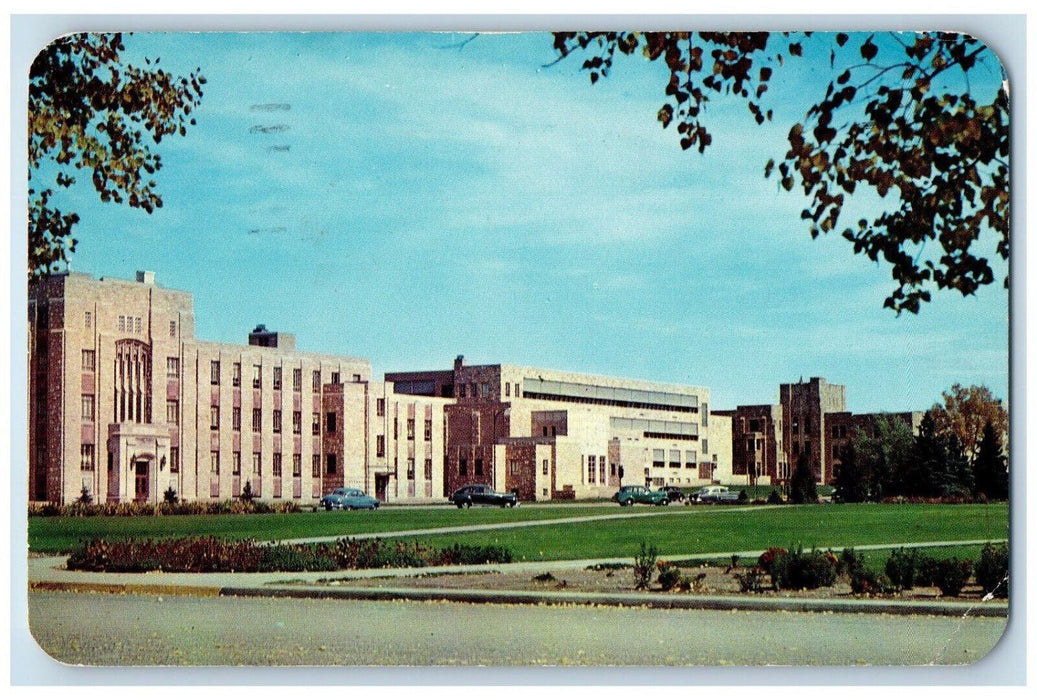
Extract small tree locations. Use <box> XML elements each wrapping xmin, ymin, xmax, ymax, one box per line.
<box><xmin>163</xmin><ymin>486</ymin><xmax>179</xmax><ymax>505</ymax></box>
<box><xmin>76</xmin><ymin>485</ymin><xmax>93</xmax><ymax>504</ymax></box>
<box><xmin>833</xmin><ymin>440</ymin><xmax>867</xmax><ymax>503</ymax></box>
<box><xmin>239</xmin><ymin>480</ymin><xmax>255</xmax><ymax>503</ymax></box>
<box><xmin>973</xmin><ymin>420</ymin><xmax>1009</xmax><ymax>500</ymax></box>
<box><xmin>632</xmin><ymin>541</ymin><xmax>658</xmax><ymax>590</ymax></box>
<box><xmin>789</xmin><ymin>451</ymin><xmax>818</xmax><ymax>504</ymax></box>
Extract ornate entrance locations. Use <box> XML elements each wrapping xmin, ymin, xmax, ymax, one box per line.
<box><xmin>375</xmin><ymin>474</ymin><xmax>389</xmax><ymax>501</ymax></box>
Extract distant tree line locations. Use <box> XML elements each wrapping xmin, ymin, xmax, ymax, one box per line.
<box><xmin>832</xmin><ymin>385</ymin><xmax>1008</xmax><ymax>503</ymax></box>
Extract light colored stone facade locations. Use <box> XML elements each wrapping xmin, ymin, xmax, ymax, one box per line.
<box><xmin>28</xmin><ymin>271</ymin><xmax>447</xmax><ymax>505</ymax></box>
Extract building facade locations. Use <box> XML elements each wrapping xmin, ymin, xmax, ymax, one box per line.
<box><xmin>28</xmin><ymin>271</ymin><xmax>447</xmax><ymax>505</ymax></box>
<box><xmin>389</xmin><ymin>356</ymin><xmax>734</xmax><ymax>501</ymax></box>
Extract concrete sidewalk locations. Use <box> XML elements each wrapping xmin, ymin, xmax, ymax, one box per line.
<box><xmin>27</xmin><ymin>538</ymin><xmax>1010</xmax><ymax>618</ymax></box>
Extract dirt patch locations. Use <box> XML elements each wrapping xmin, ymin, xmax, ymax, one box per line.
<box><xmin>321</xmin><ymin>564</ymin><xmax>992</xmax><ymax>602</ymax></box>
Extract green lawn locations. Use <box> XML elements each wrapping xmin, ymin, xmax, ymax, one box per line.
<box><xmin>378</xmin><ymin>503</ymin><xmax>1009</xmax><ymax>562</ymax></box>
<box><xmin>29</xmin><ymin>502</ymin><xmax>1008</xmax><ymax>563</ymax></box>
<box><xmin>27</xmin><ymin>504</ymin><xmax>621</xmax><ymax>553</ymax></box>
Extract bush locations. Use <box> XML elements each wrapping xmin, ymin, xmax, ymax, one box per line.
<box><xmin>850</xmin><ymin>568</ymin><xmax>894</xmax><ymax>595</ymax></box>
<box><xmin>885</xmin><ymin>548</ymin><xmax>918</xmax><ymax>590</ymax></box>
<box><xmin>767</xmin><ymin>489</ymin><xmax>784</xmax><ymax>505</ymax></box>
<box><xmin>239</xmin><ymin>481</ymin><xmax>255</xmax><ymax>503</ymax></box>
<box><xmin>29</xmin><ymin>497</ymin><xmax>302</xmax><ymax>518</ymax></box>
<box><xmin>757</xmin><ymin>547</ymin><xmax>787</xmax><ymax>574</ymax></box>
<box><xmin>163</xmin><ymin>486</ymin><xmax>180</xmax><ymax>505</ymax></box>
<box><xmin>915</xmin><ymin>552</ymin><xmax>939</xmax><ymax>587</ymax></box>
<box><xmin>974</xmin><ymin>543</ymin><xmax>1009</xmax><ymax>598</ymax></box>
<box><xmin>656</xmin><ymin>561</ymin><xmax>683</xmax><ymax>591</ymax></box>
<box><xmin>633</xmin><ymin>541</ymin><xmax>658</xmax><ymax>590</ymax></box>
<box><xmin>837</xmin><ymin>547</ymin><xmax>865</xmax><ymax>578</ymax></box>
<box><xmin>76</xmin><ymin>486</ymin><xmax>93</xmax><ymax>504</ymax></box>
<box><xmin>434</xmin><ymin>543</ymin><xmax>514</xmax><ymax>566</ymax></box>
<box><xmin>932</xmin><ymin>558</ymin><xmax>973</xmax><ymax>597</ymax></box>
<box><xmin>734</xmin><ymin>567</ymin><xmax>769</xmax><ymax>593</ymax></box>
<box><xmin>258</xmin><ymin>544</ymin><xmax>337</xmax><ymax>572</ymax></box>
<box><xmin>771</xmin><ymin>544</ymin><xmax>837</xmax><ymax>590</ymax></box>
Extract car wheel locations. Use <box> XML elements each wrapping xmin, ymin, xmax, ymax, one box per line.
<box><xmin>373</xmin><ymin>503</ymin><xmax>379</xmax><ymax>510</ymax></box>
<box><xmin>462</xmin><ymin>501</ymin><xmax>472</xmax><ymax>509</ymax></box>
<box><xmin>323</xmin><ymin>503</ymin><xmax>332</xmax><ymax>511</ymax></box>
<box><xmin>623</xmin><ymin>498</ymin><xmax>633</xmax><ymax>507</ymax></box>
<box><xmin>456</xmin><ymin>503</ymin><xmax>464</xmax><ymax>509</ymax></box>
<box><xmin>660</xmin><ymin>498</ymin><xmax>669</xmax><ymax>506</ymax></box>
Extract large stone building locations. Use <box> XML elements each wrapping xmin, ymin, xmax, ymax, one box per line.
<box><xmin>388</xmin><ymin>357</ymin><xmax>734</xmax><ymax>501</ymax></box>
<box><xmin>28</xmin><ymin>271</ymin><xmax>448</xmax><ymax>505</ymax></box>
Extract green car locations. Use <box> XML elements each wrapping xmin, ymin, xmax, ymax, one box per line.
<box><xmin>612</xmin><ymin>485</ymin><xmax>671</xmax><ymax>507</ymax></box>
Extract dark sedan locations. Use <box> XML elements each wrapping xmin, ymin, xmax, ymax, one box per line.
<box><xmin>449</xmin><ymin>484</ymin><xmax>519</xmax><ymax>508</ymax></box>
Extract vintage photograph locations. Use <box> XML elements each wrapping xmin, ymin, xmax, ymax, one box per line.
<box><xmin>21</xmin><ymin>22</ymin><xmax>1011</xmax><ymax>671</ymax></box>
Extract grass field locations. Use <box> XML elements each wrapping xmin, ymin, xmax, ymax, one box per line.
<box><xmin>373</xmin><ymin>503</ymin><xmax>1007</xmax><ymax>562</ymax></box>
<box><xmin>28</xmin><ymin>502</ymin><xmax>1007</xmax><ymax>561</ymax></box>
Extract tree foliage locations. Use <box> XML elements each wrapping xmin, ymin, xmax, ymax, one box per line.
<box><xmin>929</xmin><ymin>383</ymin><xmax>1008</xmax><ymax>467</ymax></box>
<box><xmin>973</xmin><ymin>420</ymin><xmax>1009</xmax><ymax>499</ymax></box>
<box><xmin>789</xmin><ymin>450</ymin><xmax>818</xmax><ymax>504</ymax></box>
<box><xmin>852</xmin><ymin>415</ymin><xmax>916</xmax><ymax>501</ymax></box>
<box><xmin>28</xmin><ymin>32</ymin><xmax>205</xmax><ymax>280</ymax></box>
<box><xmin>551</xmin><ymin>31</ymin><xmax>1008</xmax><ymax>314</ymax></box>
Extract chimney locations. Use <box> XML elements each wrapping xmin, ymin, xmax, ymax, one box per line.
<box><xmin>136</xmin><ymin>271</ymin><xmax>155</xmax><ymax>285</ymax></box>
<box><xmin>454</xmin><ymin>355</ymin><xmax>465</xmax><ymax>372</ymax></box>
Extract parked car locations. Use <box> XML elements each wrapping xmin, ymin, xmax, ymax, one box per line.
<box><xmin>449</xmin><ymin>484</ymin><xmax>519</xmax><ymax>508</ymax></box>
<box><xmin>692</xmin><ymin>485</ymin><xmax>741</xmax><ymax>504</ymax></box>
<box><xmin>612</xmin><ymin>485</ymin><xmax>670</xmax><ymax>507</ymax></box>
<box><xmin>661</xmin><ymin>486</ymin><xmax>689</xmax><ymax>504</ymax></box>
<box><xmin>320</xmin><ymin>488</ymin><xmax>380</xmax><ymax>511</ymax></box>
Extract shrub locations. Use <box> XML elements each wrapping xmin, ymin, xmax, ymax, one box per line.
<box><xmin>239</xmin><ymin>481</ymin><xmax>255</xmax><ymax>503</ymax></box>
<box><xmin>771</xmin><ymin>544</ymin><xmax>837</xmax><ymax>590</ymax></box>
<box><xmin>656</xmin><ymin>561</ymin><xmax>683</xmax><ymax>591</ymax></box>
<box><xmin>632</xmin><ymin>541</ymin><xmax>658</xmax><ymax>590</ymax></box>
<box><xmin>757</xmin><ymin>547</ymin><xmax>787</xmax><ymax>574</ymax></box>
<box><xmin>915</xmin><ymin>552</ymin><xmax>940</xmax><ymax>587</ymax></box>
<box><xmin>932</xmin><ymin>558</ymin><xmax>973</xmax><ymax>597</ymax></box>
<box><xmin>434</xmin><ymin>543</ymin><xmax>514</xmax><ymax>566</ymax></box>
<box><xmin>163</xmin><ymin>486</ymin><xmax>180</xmax><ymax>505</ymax></box>
<box><xmin>737</xmin><ymin>489</ymin><xmax>748</xmax><ymax>503</ymax></box>
<box><xmin>734</xmin><ymin>567</ymin><xmax>769</xmax><ymax>593</ymax></box>
<box><xmin>258</xmin><ymin>544</ymin><xmax>337</xmax><ymax>572</ymax></box>
<box><xmin>850</xmin><ymin>568</ymin><xmax>894</xmax><ymax>595</ymax></box>
<box><xmin>76</xmin><ymin>486</ymin><xmax>93</xmax><ymax>505</ymax></box>
<box><xmin>837</xmin><ymin>547</ymin><xmax>865</xmax><ymax>577</ymax></box>
<box><xmin>767</xmin><ymin>489</ymin><xmax>784</xmax><ymax>505</ymax></box>
<box><xmin>885</xmin><ymin>548</ymin><xmax>918</xmax><ymax>590</ymax></box>
<box><xmin>531</xmin><ymin>572</ymin><xmax>556</xmax><ymax>583</ymax></box>
<box><xmin>974</xmin><ymin>543</ymin><xmax>1009</xmax><ymax>598</ymax></box>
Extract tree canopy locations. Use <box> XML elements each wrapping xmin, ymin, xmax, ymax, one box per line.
<box><xmin>28</xmin><ymin>32</ymin><xmax>205</xmax><ymax>280</ymax></box>
<box><xmin>929</xmin><ymin>383</ymin><xmax>1008</xmax><ymax>467</ymax></box>
<box><xmin>551</xmin><ymin>31</ymin><xmax>1008</xmax><ymax>314</ymax></box>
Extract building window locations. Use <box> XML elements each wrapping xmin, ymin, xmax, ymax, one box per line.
<box><xmin>470</xmin><ymin>383</ymin><xmax>477</xmax><ymax>399</ymax></box>
<box><xmin>81</xmin><ymin>394</ymin><xmax>94</xmax><ymax>422</ymax></box>
<box><xmin>669</xmin><ymin>450</ymin><xmax>681</xmax><ymax>469</ymax></box>
<box><xmin>407</xmin><ymin>458</ymin><xmax>415</xmax><ymax>480</ymax></box>
<box><xmin>459</xmin><ymin>385</ymin><xmax>466</xmax><ymax>398</ymax></box>
<box><xmin>118</xmin><ymin>315</ymin><xmax>125</xmax><ymax>332</ymax></box>
<box><xmin>135</xmin><ymin>317</ymin><xmax>142</xmax><ymax>334</ymax></box>
<box><xmin>252</xmin><ymin>364</ymin><xmax>262</xmax><ymax>389</ymax></box>
<box><xmin>167</xmin><ymin>357</ymin><xmax>180</xmax><ymax>378</ymax></box>
<box><xmin>312</xmin><ymin>412</ymin><xmax>320</xmax><ymax>435</ymax></box>
<box><xmin>588</xmin><ymin>455</ymin><xmax>596</xmax><ymax>483</ymax></box>
<box><xmin>80</xmin><ymin>444</ymin><xmax>94</xmax><ymax>471</ymax></box>
<box><xmin>273</xmin><ymin>409</ymin><xmax>282</xmax><ymax>434</ymax></box>
<box><xmin>331</xmin><ymin>371</ymin><xmax>340</xmax><ymax>385</ymax></box>
<box><xmin>505</xmin><ymin>382</ymin><xmax>510</xmax><ymax>397</ymax></box>
<box><xmin>253</xmin><ymin>451</ymin><xmax>262</xmax><ymax>476</ymax></box>
<box><xmin>210</xmin><ymin>451</ymin><xmax>220</xmax><ymax>475</ymax></box>
<box><xmin>166</xmin><ymin>400</ymin><xmax>179</xmax><ymax>425</ymax></box>
<box><xmin>292</xmin><ymin>368</ymin><xmax>301</xmax><ymax>392</ymax></box>
<box><xmin>232</xmin><ymin>406</ymin><xmax>241</xmax><ymax>431</ymax></box>
<box><xmin>702</xmin><ymin>439</ymin><xmax>709</xmax><ymax>453</ymax></box>
<box><xmin>252</xmin><ymin>408</ymin><xmax>262</xmax><ymax>433</ymax></box>
<box><xmin>459</xmin><ymin>458</ymin><xmax>467</xmax><ymax>475</ymax></box>
<box><xmin>210</xmin><ymin>360</ymin><xmax>220</xmax><ymax>385</ymax></box>
<box><xmin>169</xmin><ymin>320</ymin><xmax>176</xmax><ymax>337</ymax></box>
<box><xmin>424</xmin><ymin>458</ymin><xmax>433</xmax><ymax>480</ymax></box>
<box><xmin>170</xmin><ymin>446</ymin><xmax>179</xmax><ymax>473</ymax></box>
<box><xmin>273</xmin><ymin>367</ymin><xmax>282</xmax><ymax>391</ymax></box>
<box><xmin>312</xmin><ymin>454</ymin><xmax>320</xmax><ymax>478</ymax></box>
<box><xmin>232</xmin><ymin>362</ymin><xmax>241</xmax><ymax>387</ymax></box>
<box><xmin>514</xmin><ymin>382</ymin><xmax>520</xmax><ymax>396</ymax></box>
<box><xmin>353</xmin><ymin>373</ymin><xmax>361</xmax><ymax>382</ymax></box>
<box><xmin>81</xmin><ymin>349</ymin><xmax>95</xmax><ymax>371</ymax></box>
<box><xmin>232</xmin><ymin>451</ymin><xmax>241</xmax><ymax>475</ymax></box>
<box><xmin>424</xmin><ymin>419</ymin><xmax>432</xmax><ymax>442</ymax></box>
<box><xmin>406</xmin><ymin>418</ymin><xmax>415</xmax><ymax>440</ymax></box>
<box><xmin>272</xmin><ymin>453</ymin><xmax>282</xmax><ymax>477</ymax></box>
<box><xmin>210</xmin><ymin>405</ymin><xmax>220</xmax><ymax>430</ymax></box>
<box><xmin>685</xmin><ymin>451</ymin><xmax>698</xmax><ymax>468</ymax></box>
<box><xmin>326</xmin><ymin>454</ymin><xmax>337</xmax><ymax>475</ymax></box>
<box><xmin>293</xmin><ymin>453</ymin><xmax>302</xmax><ymax>477</ymax></box>
<box><xmin>84</xmin><ymin>311</ymin><xmax>92</xmax><ymax>328</ymax></box>
<box><xmin>292</xmin><ymin>411</ymin><xmax>301</xmax><ymax>434</ymax></box>
<box><xmin>326</xmin><ymin>412</ymin><xmax>337</xmax><ymax>434</ymax></box>
<box><xmin>475</xmin><ymin>458</ymin><xmax>483</xmax><ymax>476</ymax></box>
<box><xmin>312</xmin><ymin>370</ymin><xmax>321</xmax><ymax>392</ymax></box>
<box><xmin>376</xmin><ymin>398</ymin><xmax>385</xmax><ymax>417</ymax></box>
<box><xmin>652</xmin><ymin>449</ymin><xmax>665</xmax><ymax>468</ymax></box>
<box><xmin>376</xmin><ymin>434</ymin><xmax>385</xmax><ymax>457</ymax></box>
<box><xmin>600</xmin><ymin>455</ymin><xmax>606</xmax><ymax>483</ymax></box>
<box><xmin>543</xmin><ymin>459</ymin><xmax>549</xmax><ymax>476</ymax></box>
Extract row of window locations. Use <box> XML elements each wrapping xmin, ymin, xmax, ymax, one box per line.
<box><xmin>208</xmin><ymin>450</ymin><xmax>327</xmax><ymax>477</ymax></box>
<box><xmin>84</xmin><ymin>311</ymin><xmax>175</xmax><ymax>338</ymax></box>
<box><xmin>651</xmin><ymin>448</ymin><xmax>701</xmax><ymax>469</ymax></box>
<box><xmin>169</xmin><ymin>402</ymin><xmax>335</xmax><ymax>436</ymax></box>
<box><xmin>79</xmin><ymin>444</ymin><xmax>180</xmax><ymax>473</ymax></box>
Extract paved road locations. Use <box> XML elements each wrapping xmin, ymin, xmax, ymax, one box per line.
<box><xmin>28</xmin><ymin>591</ymin><xmax>1006</xmax><ymax>666</ymax></box>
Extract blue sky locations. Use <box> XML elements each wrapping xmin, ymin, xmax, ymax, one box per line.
<box><xmin>30</xmin><ymin>30</ymin><xmax>1009</xmax><ymax>413</ymax></box>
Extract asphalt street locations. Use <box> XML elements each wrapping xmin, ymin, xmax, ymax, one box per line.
<box><xmin>29</xmin><ymin>590</ymin><xmax>1007</xmax><ymax>667</ymax></box>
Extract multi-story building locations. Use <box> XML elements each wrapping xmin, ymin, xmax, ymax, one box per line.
<box><xmin>388</xmin><ymin>356</ymin><xmax>733</xmax><ymax>501</ymax></box>
<box><xmin>825</xmin><ymin>411</ymin><xmax>924</xmax><ymax>479</ymax></box>
<box><xmin>718</xmin><ymin>403</ymin><xmax>787</xmax><ymax>486</ymax></box>
<box><xmin>28</xmin><ymin>270</ymin><xmax>447</xmax><ymax>505</ymax></box>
